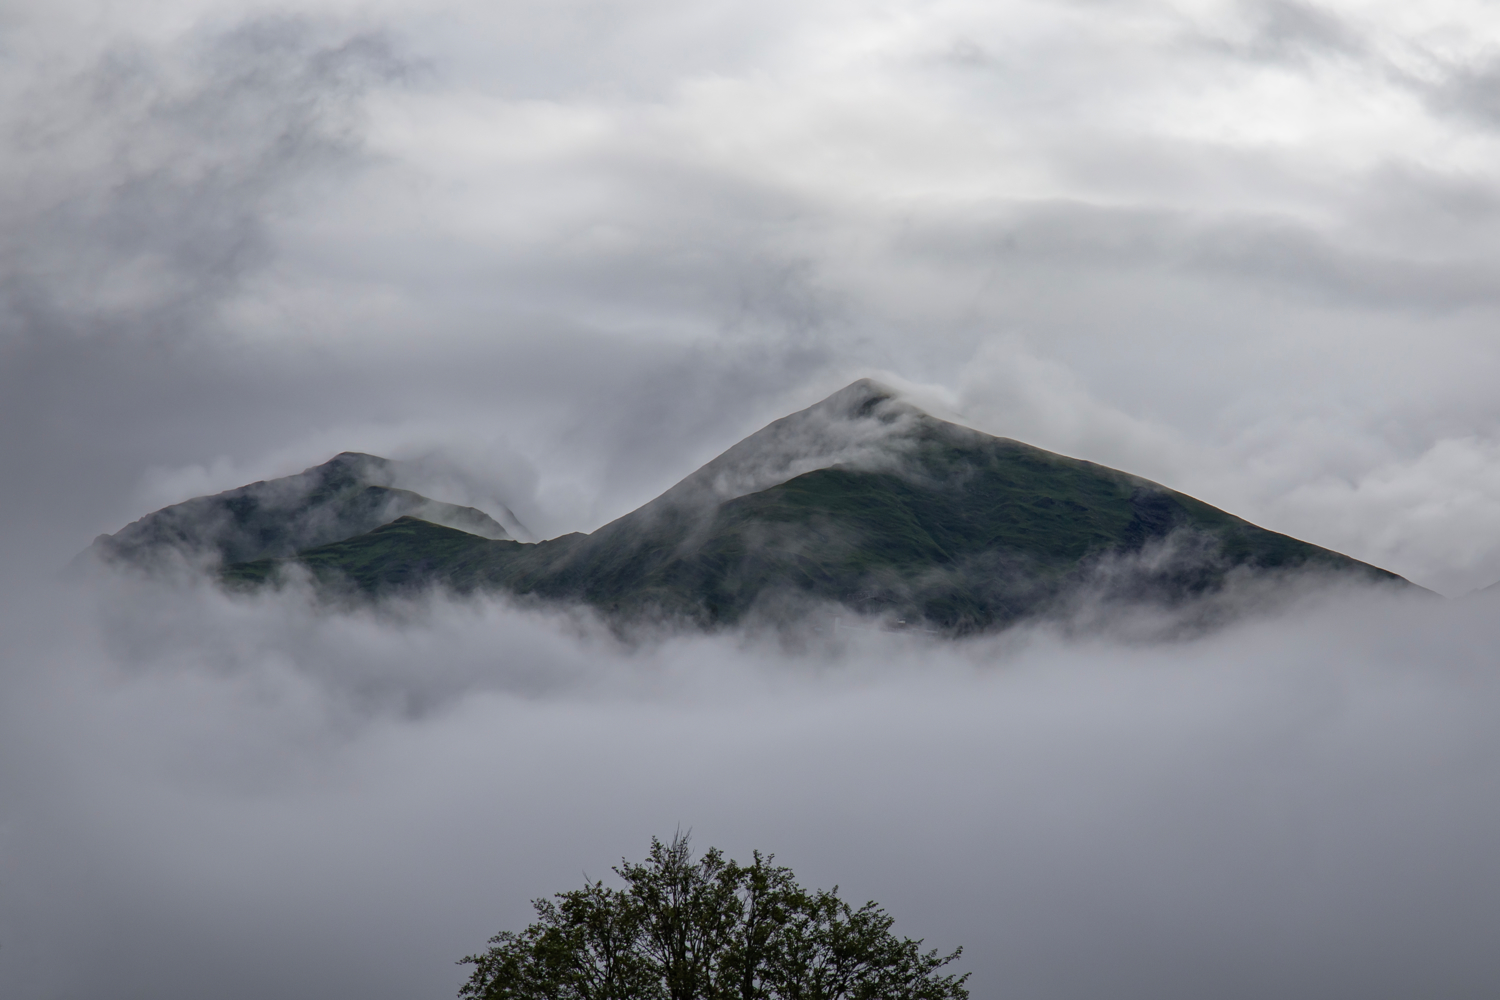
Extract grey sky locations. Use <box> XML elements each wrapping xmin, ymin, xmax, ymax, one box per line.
<box><xmin>3</xmin><ymin>1</ymin><xmax>1500</xmax><ymax>998</ymax></box>
<box><xmin>7</xmin><ymin>0</ymin><xmax>1500</xmax><ymax>591</ymax></box>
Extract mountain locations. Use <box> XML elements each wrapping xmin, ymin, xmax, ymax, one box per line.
<box><xmin>89</xmin><ymin>452</ymin><xmax>518</xmax><ymax>571</ymax></box>
<box><xmin>215</xmin><ymin>380</ymin><xmax>1412</xmax><ymax>631</ymax></box>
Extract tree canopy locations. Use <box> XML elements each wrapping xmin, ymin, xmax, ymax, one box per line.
<box><xmin>459</xmin><ymin>835</ymin><xmax>969</xmax><ymax>1000</ymax></box>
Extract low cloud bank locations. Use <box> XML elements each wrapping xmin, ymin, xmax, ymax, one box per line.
<box><xmin>1</xmin><ymin>573</ymin><xmax>1496</xmax><ymax>1000</ymax></box>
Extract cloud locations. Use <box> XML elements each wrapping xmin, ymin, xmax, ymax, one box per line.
<box><xmin>11</xmin><ymin>0</ymin><xmax>1500</xmax><ymax>580</ymax></box>
<box><xmin>0</xmin><ymin>14</ymin><xmax>403</xmax><ymax>345</ymax></box>
<box><xmin>5</xmin><ymin>1</ymin><xmax>1500</xmax><ymax>997</ymax></box>
<box><xmin>0</xmin><ymin>11</ymin><xmax>412</xmax><ymax>564</ymax></box>
<box><xmin>2</xmin><ymin>573</ymin><xmax>1497</xmax><ymax>1000</ymax></box>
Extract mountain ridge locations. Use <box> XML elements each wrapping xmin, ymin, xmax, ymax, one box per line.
<box><xmin>206</xmin><ymin>380</ymin><xmax>1414</xmax><ymax>632</ymax></box>
<box><xmin>88</xmin><ymin>451</ymin><xmax>517</xmax><ymax>571</ymax></box>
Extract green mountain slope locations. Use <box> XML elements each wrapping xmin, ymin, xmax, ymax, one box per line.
<box><xmin>224</xmin><ymin>381</ymin><xmax>1411</xmax><ymax>631</ymax></box>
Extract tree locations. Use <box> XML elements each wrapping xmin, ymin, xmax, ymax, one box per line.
<box><xmin>459</xmin><ymin>835</ymin><xmax>969</xmax><ymax>1000</ymax></box>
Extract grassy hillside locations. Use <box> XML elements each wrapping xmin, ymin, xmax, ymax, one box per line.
<box><xmin>223</xmin><ymin>400</ymin><xmax>1407</xmax><ymax>631</ymax></box>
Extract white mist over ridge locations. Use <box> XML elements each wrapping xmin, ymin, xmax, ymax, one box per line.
<box><xmin>2</xmin><ymin>571</ymin><xmax>1497</xmax><ymax>1000</ymax></box>
<box><xmin>652</xmin><ymin>378</ymin><xmax>924</xmax><ymax>509</ymax></box>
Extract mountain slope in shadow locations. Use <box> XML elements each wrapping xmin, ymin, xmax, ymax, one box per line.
<box><xmin>221</xmin><ymin>380</ymin><xmax>1414</xmax><ymax>631</ymax></box>
<box><xmin>89</xmin><ymin>452</ymin><xmax>516</xmax><ymax>571</ymax></box>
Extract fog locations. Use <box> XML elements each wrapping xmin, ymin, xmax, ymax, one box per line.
<box><xmin>5</xmin><ymin>0</ymin><xmax>1500</xmax><ymax>997</ymax></box>
<box><xmin>3</xmin><ymin>573</ymin><xmax>1497</xmax><ymax>999</ymax></box>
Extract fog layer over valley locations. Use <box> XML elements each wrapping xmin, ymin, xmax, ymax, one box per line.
<box><xmin>3</xmin><ymin>572</ymin><xmax>1498</xmax><ymax>1000</ymax></box>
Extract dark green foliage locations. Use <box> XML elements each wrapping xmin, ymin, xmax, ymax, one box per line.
<box><xmin>458</xmin><ymin>836</ymin><xmax>968</xmax><ymax>1000</ymax></box>
<box><xmin>203</xmin><ymin>382</ymin><xmax>1417</xmax><ymax>629</ymax></box>
<box><xmin>224</xmin><ymin>517</ymin><xmax>523</xmax><ymax>591</ymax></box>
<box><xmin>225</xmin><ymin>413</ymin><xmax>1408</xmax><ymax>631</ymax></box>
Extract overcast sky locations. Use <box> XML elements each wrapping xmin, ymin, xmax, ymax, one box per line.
<box><xmin>4</xmin><ymin>2</ymin><xmax>1500</xmax><ymax>998</ymax></box>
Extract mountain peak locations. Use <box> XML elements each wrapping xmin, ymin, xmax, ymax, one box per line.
<box><xmin>89</xmin><ymin>452</ymin><xmax>513</xmax><ymax>570</ymax></box>
<box><xmin>648</xmin><ymin>378</ymin><xmax>933</xmax><ymax>514</ymax></box>
<box><xmin>96</xmin><ymin>381</ymin><xmax>1416</xmax><ymax>634</ymax></box>
<box><xmin>815</xmin><ymin>377</ymin><xmax>902</xmax><ymax>417</ymax></box>
<box><xmin>327</xmin><ymin>451</ymin><xmax>393</xmax><ymax>470</ymax></box>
